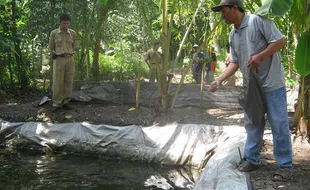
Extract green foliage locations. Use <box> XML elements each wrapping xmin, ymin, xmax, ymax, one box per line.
<box><xmin>212</xmin><ymin>0</ymin><xmax>221</xmax><ymax>4</ymax></box>
<box><xmin>99</xmin><ymin>54</ymin><xmax>148</xmax><ymax>81</ymax></box>
<box><xmin>214</xmin><ymin>47</ymin><xmax>226</xmax><ymax>62</ymax></box>
<box><xmin>285</xmin><ymin>76</ymin><xmax>298</xmax><ymax>87</ymax></box>
<box><xmin>0</xmin><ymin>0</ymin><xmax>306</xmax><ymax>94</ymax></box>
<box><xmin>100</xmin><ymin>0</ymin><xmax>109</xmax><ymax>5</ymax></box>
<box><xmin>289</xmin><ymin>0</ymin><xmax>307</xmax><ymax>34</ymax></box>
<box><xmin>255</xmin><ymin>0</ymin><xmax>293</xmax><ymax>16</ymax></box>
<box><xmin>184</xmin><ymin>74</ymin><xmax>194</xmax><ymax>83</ymax></box>
<box><xmin>97</xmin><ymin>42</ymin><xmax>148</xmax><ymax>81</ymax></box>
<box><xmin>294</xmin><ymin>33</ymin><xmax>310</xmax><ymax>77</ymax></box>
<box><xmin>0</xmin><ymin>37</ymin><xmax>11</xmax><ymax>52</ymax></box>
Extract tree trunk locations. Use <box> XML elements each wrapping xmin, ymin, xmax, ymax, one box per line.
<box><xmin>303</xmin><ymin>75</ymin><xmax>310</xmax><ymax>138</ymax></box>
<box><xmin>294</xmin><ymin>83</ymin><xmax>302</xmax><ymax>127</ymax></box>
<box><xmin>136</xmin><ymin>61</ymin><xmax>141</xmax><ymax>108</ymax></box>
<box><xmin>78</xmin><ymin>48</ymin><xmax>86</xmax><ymax>80</ymax></box>
<box><xmin>294</xmin><ymin>75</ymin><xmax>310</xmax><ymax>139</ymax></box>
<box><xmin>93</xmin><ymin>39</ymin><xmax>101</xmax><ymax>78</ymax></box>
<box><xmin>0</xmin><ymin>55</ymin><xmax>3</xmax><ymax>86</ymax></box>
<box><xmin>39</xmin><ymin>47</ymin><xmax>43</xmax><ymax>73</ymax></box>
<box><xmin>288</xmin><ymin>55</ymin><xmax>293</xmax><ymax>78</ymax></box>
<box><xmin>158</xmin><ymin>0</ymin><xmax>176</xmax><ymax>111</ymax></box>
<box><xmin>160</xmin><ymin>0</ymin><xmax>168</xmax><ymax>111</ymax></box>
<box><xmin>295</xmin><ymin>0</ymin><xmax>310</xmax><ymax>139</ymax></box>
<box><xmin>78</xmin><ymin>3</ymin><xmax>95</xmax><ymax>80</ymax></box>
<box><xmin>31</xmin><ymin>41</ymin><xmax>36</xmax><ymax>72</ymax></box>
<box><xmin>49</xmin><ymin>0</ymin><xmax>55</xmax><ymax>92</ymax></box>
<box><xmin>11</xmin><ymin>0</ymin><xmax>28</xmax><ymax>93</ymax></box>
<box><xmin>92</xmin><ymin>3</ymin><xmax>109</xmax><ymax>79</ymax></box>
<box><xmin>86</xmin><ymin>47</ymin><xmax>90</xmax><ymax>79</ymax></box>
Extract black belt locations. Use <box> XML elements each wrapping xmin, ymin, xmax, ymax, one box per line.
<box><xmin>57</xmin><ymin>54</ymin><xmax>73</xmax><ymax>58</ymax></box>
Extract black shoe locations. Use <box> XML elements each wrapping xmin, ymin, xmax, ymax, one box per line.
<box><xmin>63</xmin><ymin>104</ymin><xmax>73</xmax><ymax>110</ymax></box>
<box><xmin>237</xmin><ymin>161</ymin><xmax>259</xmax><ymax>172</ymax></box>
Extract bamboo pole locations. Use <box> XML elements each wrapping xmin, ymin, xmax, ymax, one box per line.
<box><xmin>136</xmin><ymin>60</ymin><xmax>141</xmax><ymax>108</ymax></box>
<box><xmin>161</xmin><ymin>0</ymin><xmax>168</xmax><ymax>110</ymax></box>
<box><xmin>160</xmin><ymin>0</ymin><xmax>176</xmax><ymax>111</ymax></box>
<box><xmin>200</xmin><ymin>63</ymin><xmax>206</xmax><ymax>107</ymax></box>
<box><xmin>170</xmin><ymin>65</ymin><xmax>190</xmax><ymax>109</ymax></box>
<box><xmin>174</xmin><ymin>0</ymin><xmax>204</xmax><ymax>64</ymax></box>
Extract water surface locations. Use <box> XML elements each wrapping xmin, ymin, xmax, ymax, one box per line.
<box><xmin>0</xmin><ymin>149</ymin><xmax>197</xmax><ymax>190</ymax></box>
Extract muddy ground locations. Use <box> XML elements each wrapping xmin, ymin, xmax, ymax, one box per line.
<box><xmin>0</xmin><ymin>96</ymin><xmax>309</xmax><ymax>190</ymax></box>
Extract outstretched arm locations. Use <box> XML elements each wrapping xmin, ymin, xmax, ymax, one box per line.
<box><xmin>209</xmin><ymin>62</ymin><xmax>239</xmax><ymax>92</ymax></box>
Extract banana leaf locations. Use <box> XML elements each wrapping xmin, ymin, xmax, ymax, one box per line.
<box><xmin>294</xmin><ymin>33</ymin><xmax>310</xmax><ymax>77</ymax></box>
<box><xmin>255</xmin><ymin>0</ymin><xmax>293</xmax><ymax>16</ymax></box>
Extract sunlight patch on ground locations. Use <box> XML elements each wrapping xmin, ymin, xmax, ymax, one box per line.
<box><xmin>205</xmin><ymin>109</ymin><xmax>243</xmax><ymax>119</ymax></box>
<box><xmin>227</xmin><ymin>113</ymin><xmax>243</xmax><ymax>119</ymax></box>
<box><xmin>204</xmin><ymin>108</ymin><xmax>228</xmax><ymax>115</ymax></box>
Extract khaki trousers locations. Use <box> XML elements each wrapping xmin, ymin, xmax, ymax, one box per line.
<box><xmin>149</xmin><ymin>64</ymin><xmax>158</xmax><ymax>82</ymax></box>
<box><xmin>52</xmin><ymin>56</ymin><xmax>75</xmax><ymax>106</ymax></box>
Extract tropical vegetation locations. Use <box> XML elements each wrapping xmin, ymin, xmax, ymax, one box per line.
<box><xmin>0</xmin><ymin>0</ymin><xmax>309</xmax><ymax>137</ymax></box>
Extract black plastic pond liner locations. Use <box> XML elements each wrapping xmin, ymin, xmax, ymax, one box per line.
<box><xmin>0</xmin><ymin>119</ymin><xmax>248</xmax><ymax>189</ymax></box>
<box><xmin>72</xmin><ymin>81</ymin><xmax>243</xmax><ymax>108</ymax></box>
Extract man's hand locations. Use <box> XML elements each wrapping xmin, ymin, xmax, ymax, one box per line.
<box><xmin>248</xmin><ymin>38</ymin><xmax>285</xmax><ymax>68</ymax></box>
<box><xmin>209</xmin><ymin>80</ymin><xmax>221</xmax><ymax>92</ymax></box>
<box><xmin>247</xmin><ymin>54</ymin><xmax>263</xmax><ymax>68</ymax></box>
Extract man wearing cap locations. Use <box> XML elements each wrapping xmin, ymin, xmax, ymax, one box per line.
<box><xmin>192</xmin><ymin>44</ymin><xmax>206</xmax><ymax>84</ymax></box>
<box><xmin>209</xmin><ymin>0</ymin><xmax>293</xmax><ymax>181</ymax></box>
<box><xmin>49</xmin><ymin>13</ymin><xmax>79</xmax><ymax>112</ymax></box>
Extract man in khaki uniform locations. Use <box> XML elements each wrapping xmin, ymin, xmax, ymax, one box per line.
<box><xmin>144</xmin><ymin>42</ymin><xmax>162</xmax><ymax>82</ymax></box>
<box><xmin>48</xmin><ymin>13</ymin><xmax>78</xmax><ymax>112</ymax></box>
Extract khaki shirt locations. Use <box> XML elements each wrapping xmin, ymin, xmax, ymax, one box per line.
<box><xmin>48</xmin><ymin>28</ymin><xmax>78</xmax><ymax>55</ymax></box>
<box><xmin>144</xmin><ymin>49</ymin><xmax>161</xmax><ymax>65</ymax></box>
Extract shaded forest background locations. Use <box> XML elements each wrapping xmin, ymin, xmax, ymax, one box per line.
<box><xmin>0</xmin><ymin>0</ymin><xmax>305</xmax><ymax>93</ymax></box>
<box><xmin>0</xmin><ymin>0</ymin><xmax>309</xmax><ymax>131</ymax></box>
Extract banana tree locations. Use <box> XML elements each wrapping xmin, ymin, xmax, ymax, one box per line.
<box><xmin>159</xmin><ymin>0</ymin><xmax>176</xmax><ymax>111</ymax></box>
<box><xmin>293</xmin><ymin>0</ymin><xmax>310</xmax><ymax>139</ymax></box>
<box><xmin>255</xmin><ymin>0</ymin><xmax>293</xmax><ymax>16</ymax></box>
<box><xmin>295</xmin><ymin>33</ymin><xmax>310</xmax><ymax>138</ymax></box>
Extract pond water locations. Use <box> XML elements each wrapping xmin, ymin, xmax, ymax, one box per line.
<box><xmin>0</xmin><ymin>148</ymin><xmax>198</xmax><ymax>190</ymax></box>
